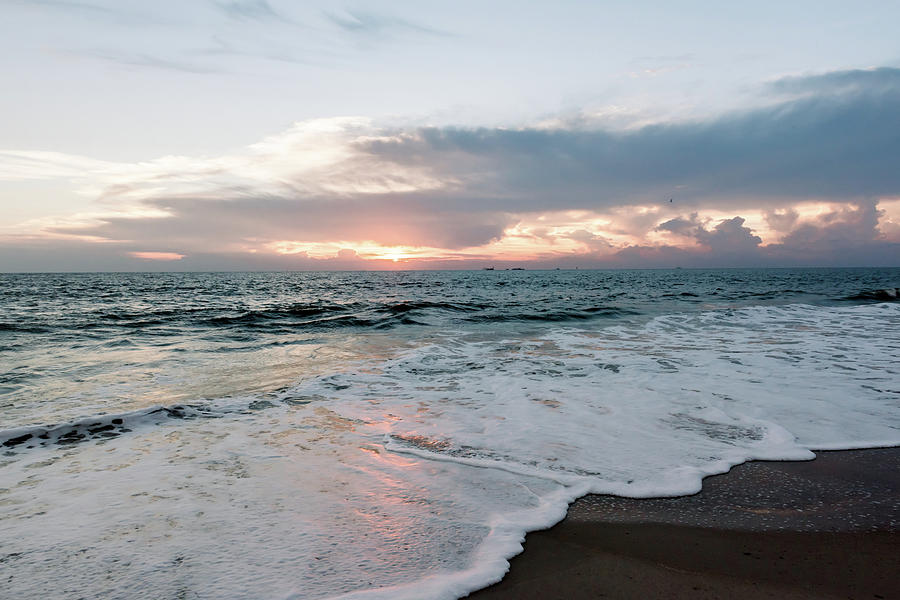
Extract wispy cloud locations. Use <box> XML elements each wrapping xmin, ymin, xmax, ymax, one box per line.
<box><xmin>628</xmin><ymin>54</ymin><xmax>694</xmax><ymax>79</ymax></box>
<box><xmin>11</xmin><ymin>0</ymin><xmax>171</xmax><ymax>25</ymax></box>
<box><xmin>81</xmin><ymin>49</ymin><xmax>224</xmax><ymax>74</ymax></box>
<box><xmin>190</xmin><ymin>34</ymin><xmax>329</xmax><ymax>68</ymax></box>
<box><xmin>213</xmin><ymin>0</ymin><xmax>288</xmax><ymax>23</ymax></box>
<box><xmin>14</xmin><ymin>0</ymin><xmax>116</xmax><ymax>16</ymax></box>
<box><xmin>214</xmin><ymin>0</ymin><xmax>276</xmax><ymax>20</ymax></box>
<box><xmin>324</xmin><ymin>8</ymin><xmax>453</xmax><ymax>39</ymax></box>
<box><xmin>13</xmin><ymin>0</ymin><xmax>328</xmax><ymax>74</ymax></box>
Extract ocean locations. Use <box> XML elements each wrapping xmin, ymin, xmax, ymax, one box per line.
<box><xmin>1</xmin><ymin>268</ymin><xmax>898</xmax><ymax>599</ymax></box>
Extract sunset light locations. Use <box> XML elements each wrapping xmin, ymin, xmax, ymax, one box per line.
<box><xmin>2</xmin><ymin>3</ymin><xmax>898</xmax><ymax>600</ymax></box>
<box><xmin>128</xmin><ymin>251</ymin><xmax>185</xmax><ymax>261</ymax></box>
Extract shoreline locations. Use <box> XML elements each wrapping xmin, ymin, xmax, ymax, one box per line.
<box><xmin>466</xmin><ymin>447</ymin><xmax>900</xmax><ymax>599</ymax></box>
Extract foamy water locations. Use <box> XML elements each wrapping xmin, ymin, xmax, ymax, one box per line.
<box><xmin>1</xmin><ymin>270</ymin><xmax>898</xmax><ymax>599</ymax></box>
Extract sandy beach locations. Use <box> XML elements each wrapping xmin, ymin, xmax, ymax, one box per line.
<box><xmin>467</xmin><ymin>448</ymin><xmax>900</xmax><ymax>599</ymax></box>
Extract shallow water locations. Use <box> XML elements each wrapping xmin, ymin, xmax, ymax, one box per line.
<box><xmin>1</xmin><ymin>268</ymin><xmax>898</xmax><ymax>599</ymax></box>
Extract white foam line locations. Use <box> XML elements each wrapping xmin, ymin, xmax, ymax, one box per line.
<box><xmin>0</xmin><ymin>404</ymin><xmax>169</xmax><ymax>443</ymax></box>
<box><xmin>312</xmin><ymin>484</ymin><xmax>591</xmax><ymax>600</ymax></box>
<box><xmin>805</xmin><ymin>440</ymin><xmax>900</xmax><ymax>451</ymax></box>
<box><xmin>384</xmin><ymin>438</ymin><xmax>583</xmax><ymax>487</ymax></box>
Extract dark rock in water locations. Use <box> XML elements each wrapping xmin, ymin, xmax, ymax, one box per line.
<box><xmin>248</xmin><ymin>400</ymin><xmax>275</xmax><ymax>411</ymax></box>
<box><xmin>283</xmin><ymin>396</ymin><xmax>317</xmax><ymax>406</ymax></box>
<box><xmin>88</xmin><ymin>424</ymin><xmax>116</xmax><ymax>434</ymax></box>
<box><xmin>2</xmin><ymin>433</ymin><xmax>32</xmax><ymax>447</ymax></box>
<box><xmin>111</xmin><ymin>418</ymin><xmax>124</xmax><ymax>425</ymax></box>
<box><xmin>165</xmin><ymin>407</ymin><xmax>188</xmax><ymax>419</ymax></box>
<box><xmin>842</xmin><ymin>287</ymin><xmax>900</xmax><ymax>302</ymax></box>
<box><xmin>56</xmin><ymin>430</ymin><xmax>86</xmax><ymax>444</ymax></box>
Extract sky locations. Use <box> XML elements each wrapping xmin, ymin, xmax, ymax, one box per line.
<box><xmin>1</xmin><ymin>0</ymin><xmax>899</xmax><ymax>271</ymax></box>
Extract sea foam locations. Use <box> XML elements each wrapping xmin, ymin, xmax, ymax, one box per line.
<box><xmin>1</xmin><ymin>302</ymin><xmax>897</xmax><ymax>599</ymax></box>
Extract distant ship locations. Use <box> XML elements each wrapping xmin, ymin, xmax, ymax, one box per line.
<box><xmin>483</xmin><ymin>267</ymin><xmax>494</xmax><ymax>271</ymax></box>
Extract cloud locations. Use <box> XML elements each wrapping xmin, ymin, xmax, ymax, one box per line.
<box><xmin>657</xmin><ymin>214</ymin><xmax>762</xmax><ymax>253</ymax></box>
<box><xmin>0</xmin><ymin>236</ymin><xmax>377</xmax><ymax>272</ymax></box>
<box><xmin>764</xmin><ymin>208</ymin><xmax>799</xmax><ymax>233</ymax></box>
<box><xmin>363</xmin><ymin>67</ymin><xmax>900</xmax><ymax>207</ymax></box>
<box><xmin>561</xmin><ymin>229</ymin><xmax>613</xmax><ymax>250</ymax></box>
<box><xmin>3</xmin><ymin>67</ymin><xmax>900</xmax><ymax>270</ymax></box>
<box><xmin>14</xmin><ymin>0</ymin><xmax>135</xmax><ymax>20</ymax></box>
<box><xmin>16</xmin><ymin>0</ymin><xmax>336</xmax><ymax>74</ymax></box>
<box><xmin>48</xmin><ymin>194</ymin><xmax>514</xmax><ymax>252</ymax></box>
<box><xmin>12</xmin><ymin>0</ymin><xmax>172</xmax><ymax>26</ymax></box>
<box><xmin>655</xmin><ymin>214</ymin><xmax>701</xmax><ymax>237</ymax></box>
<box><xmin>762</xmin><ymin>199</ymin><xmax>897</xmax><ymax>265</ymax></box>
<box><xmin>769</xmin><ymin>66</ymin><xmax>900</xmax><ymax>96</ymax></box>
<box><xmin>15</xmin><ymin>0</ymin><xmax>117</xmax><ymax>16</ymax></box>
<box><xmin>81</xmin><ymin>49</ymin><xmax>224</xmax><ymax>74</ymax></box>
<box><xmin>323</xmin><ymin>8</ymin><xmax>453</xmax><ymax>43</ymax></box>
<box><xmin>213</xmin><ymin>0</ymin><xmax>283</xmax><ymax>22</ymax></box>
<box><xmin>0</xmin><ymin>150</ymin><xmax>116</xmax><ymax>180</ymax></box>
<box><xmin>698</xmin><ymin>217</ymin><xmax>763</xmax><ymax>253</ymax></box>
<box><xmin>608</xmin><ymin>199</ymin><xmax>896</xmax><ymax>268</ymax></box>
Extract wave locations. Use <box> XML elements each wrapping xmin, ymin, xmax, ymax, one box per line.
<box><xmin>25</xmin><ymin>286</ymin><xmax>893</xmax><ymax>339</ymax></box>
<box><xmin>0</xmin><ymin>322</ymin><xmax>50</xmax><ymax>333</ymax></box>
<box><xmin>839</xmin><ymin>287</ymin><xmax>899</xmax><ymax>302</ymax></box>
<box><xmin>202</xmin><ymin>303</ymin><xmax>355</xmax><ymax>325</ymax></box>
<box><xmin>0</xmin><ymin>404</ymin><xmax>225</xmax><ymax>451</ymax></box>
<box><xmin>93</xmin><ymin>302</ymin><xmax>638</xmax><ymax>329</ymax></box>
<box><xmin>130</xmin><ymin>301</ymin><xmax>492</xmax><ymax>331</ymax></box>
<box><xmin>464</xmin><ymin>306</ymin><xmax>639</xmax><ymax>323</ymax></box>
<box><xmin>0</xmin><ymin>390</ymin><xmax>328</xmax><ymax>453</ymax></box>
<box><xmin>377</xmin><ymin>300</ymin><xmax>489</xmax><ymax>314</ymax></box>
<box><xmin>173</xmin><ymin>301</ymin><xmax>485</xmax><ymax>330</ymax></box>
<box><xmin>207</xmin><ymin>312</ymin><xmax>360</xmax><ymax>327</ymax></box>
<box><xmin>740</xmin><ymin>288</ymin><xmax>811</xmax><ymax>299</ymax></box>
<box><xmin>2</xmin><ymin>300</ymin><xmax>898</xmax><ymax>600</ymax></box>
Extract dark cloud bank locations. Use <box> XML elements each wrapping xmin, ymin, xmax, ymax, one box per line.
<box><xmin>3</xmin><ymin>67</ymin><xmax>900</xmax><ymax>271</ymax></box>
<box><xmin>613</xmin><ymin>200</ymin><xmax>894</xmax><ymax>269</ymax></box>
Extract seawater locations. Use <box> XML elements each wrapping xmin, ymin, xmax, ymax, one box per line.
<box><xmin>1</xmin><ymin>269</ymin><xmax>898</xmax><ymax>599</ymax></box>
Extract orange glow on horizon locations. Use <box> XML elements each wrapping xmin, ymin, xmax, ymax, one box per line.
<box><xmin>269</xmin><ymin>240</ymin><xmax>448</xmax><ymax>261</ymax></box>
<box><xmin>129</xmin><ymin>251</ymin><xmax>185</xmax><ymax>261</ymax></box>
<box><xmin>259</xmin><ymin>198</ymin><xmax>895</xmax><ymax>265</ymax></box>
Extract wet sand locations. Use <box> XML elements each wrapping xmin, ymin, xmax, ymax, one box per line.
<box><xmin>467</xmin><ymin>448</ymin><xmax>900</xmax><ymax>600</ymax></box>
